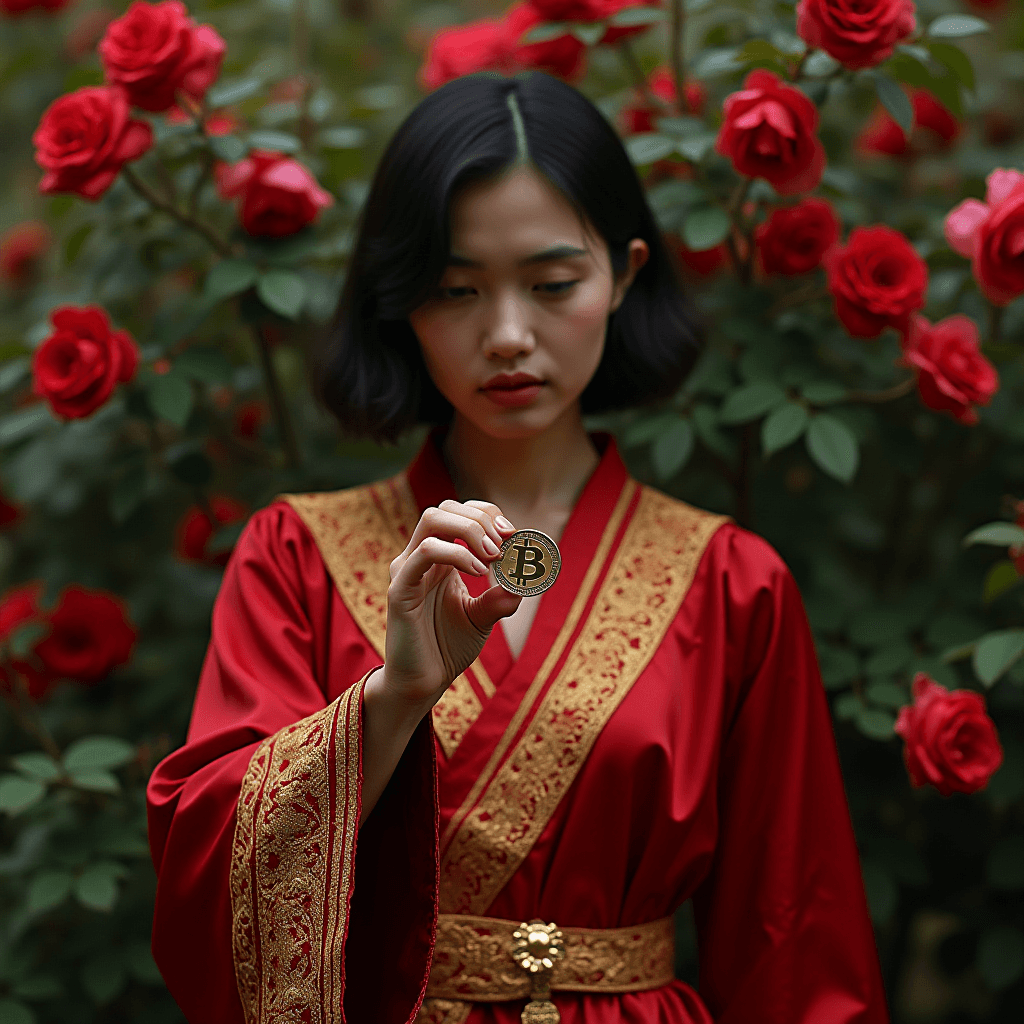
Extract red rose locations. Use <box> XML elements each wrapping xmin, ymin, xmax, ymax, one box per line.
<box><xmin>234</xmin><ymin>399</ymin><xmax>268</xmax><ymax>439</ymax></box>
<box><xmin>895</xmin><ymin>673</ymin><xmax>1003</xmax><ymax>797</ymax></box>
<box><xmin>669</xmin><ymin>234</ymin><xmax>729</xmax><ymax>277</ymax></box>
<box><xmin>715</xmin><ymin>70</ymin><xmax>825</xmax><ymax>196</ymax></box>
<box><xmin>857</xmin><ymin>88</ymin><xmax>960</xmax><ymax>158</ymax></box>
<box><xmin>419</xmin><ymin>3</ymin><xmax>586</xmax><ymax>91</ymax></box>
<box><xmin>34</xmin><ymin>585</ymin><xmax>136</xmax><ymax>684</ymax></box>
<box><xmin>98</xmin><ymin>0</ymin><xmax>226</xmax><ymax>113</ymax></box>
<box><xmin>0</xmin><ymin>582</ymin><xmax>54</xmax><ymax>701</ymax></box>
<box><xmin>175</xmin><ymin>495</ymin><xmax>248</xmax><ymax>566</ymax></box>
<box><xmin>619</xmin><ymin>66</ymin><xmax>706</xmax><ymax>135</ymax></box>
<box><xmin>0</xmin><ymin>221</ymin><xmax>51</xmax><ymax>287</ymax></box>
<box><xmin>796</xmin><ymin>0</ymin><xmax>916</xmax><ymax>71</ymax></box>
<box><xmin>32</xmin><ymin>86</ymin><xmax>152</xmax><ymax>200</ymax></box>
<box><xmin>215</xmin><ymin>150</ymin><xmax>333</xmax><ymax>238</ymax></box>
<box><xmin>756</xmin><ymin>198</ymin><xmax>839</xmax><ymax>277</ymax></box>
<box><xmin>944</xmin><ymin>168</ymin><xmax>1024</xmax><ymax>307</ymax></box>
<box><xmin>32</xmin><ymin>305</ymin><xmax>139</xmax><ymax>420</ymax></box>
<box><xmin>898</xmin><ymin>314</ymin><xmax>998</xmax><ymax>425</ymax></box>
<box><xmin>822</xmin><ymin>225</ymin><xmax>928</xmax><ymax>338</ymax></box>
<box><xmin>1</xmin><ymin>0</ymin><xmax>71</xmax><ymax>14</ymax></box>
<box><xmin>526</xmin><ymin>0</ymin><xmax>662</xmax><ymax>46</ymax></box>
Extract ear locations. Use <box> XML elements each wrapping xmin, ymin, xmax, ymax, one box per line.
<box><xmin>610</xmin><ymin>238</ymin><xmax>650</xmax><ymax>312</ymax></box>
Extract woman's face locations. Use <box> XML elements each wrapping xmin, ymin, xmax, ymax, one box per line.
<box><xmin>408</xmin><ymin>165</ymin><xmax>649</xmax><ymax>440</ymax></box>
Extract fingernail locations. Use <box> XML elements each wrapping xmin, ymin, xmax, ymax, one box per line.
<box><xmin>472</xmin><ymin>558</ymin><xmax>487</xmax><ymax>575</ymax></box>
<box><xmin>496</xmin><ymin>516</ymin><xmax>514</xmax><ymax>532</ymax></box>
<box><xmin>482</xmin><ymin>535</ymin><xmax>499</xmax><ymax>556</ymax></box>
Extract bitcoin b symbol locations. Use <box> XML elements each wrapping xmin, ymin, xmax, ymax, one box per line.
<box><xmin>511</xmin><ymin>539</ymin><xmax>545</xmax><ymax>588</ymax></box>
<box><xmin>494</xmin><ymin>529</ymin><xmax>561</xmax><ymax>596</ymax></box>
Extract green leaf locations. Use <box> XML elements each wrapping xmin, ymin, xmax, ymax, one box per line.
<box><xmin>568</xmin><ymin>22</ymin><xmax>605</xmax><ymax>46</ymax></box>
<box><xmin>11</xmin><ymin>753</ymin><xmax>61</xmax><ymax>782</ymax></box>
<box><xmin>817</xmin><ymin>644</ymin><xmax>859</xmax><ymax>689</ymax></box>
<box><xmin>623</xmin><ymin>412</ymin><xmax>681</xmax><ymax>447</ymax></box>
<box><xmin>865</xmin><ymin>679</ymin><xmax>909</xmax><ymax>710</ymax></box>
<box><xmin>719</xmin><ymin>382</ymin><xmax>786</xmax><ymax>425</ymax></box>
<box><xmin>927</xmin><ymin>14</ymin><xmax>990</xmax><ymax>39</ymax></box>
<box><xmin>209</xmin><ymin>134</ymin><xmax>246</xmax><ymax>163</ymax></box>
<box><xmin>63</xmin><ymin>223</ymin><xmax>93</xmax><ymax>266</ymax></box>
<box><xmin>984</xmin><ymin>561</ymin><xmax>1021</xmax><ymax>603</ymax></box>
<box><xmin>127</xmin><ymin>943</ymin><xmax>163</xmax><ymax>984</ymax></box>
<box><xmin>257</xmin><ymin>270</ymin><xmax>306</xmax><ymax>319</ymax></box>
<box><xmin>109</xmin><ymin>466</ymin><xmax>148</xmax><ymax>524</ymax></box>
<box><xmin>800</xmin><ymin>381</ymin><xmax>847</xmax><ymax>405</ymax></box>
<box><xmin>682</xmin><ymin>206</ymin><xmax>731</xmax><ymax>251</ymax></box>
<box><xmin>0</xmin><ymin>357</ymin><xmax>30</xmax><ymax>394</ymax></box>
<box><xmin>207</xmin><ymin>76</ymin><xmax>264</xmax><ymax>107</ymax></box>
<box><xmin>74</xmin><ymin>865</ymin><xmax>121</xmax><ymax>912</ymax></box>
<box><xmin>247</xmin><ymin>130</ymin><xmax>302</xmax><ymax>154</ymax></box>
<box><xmin>927</xmin><ymin>41</ymin><xmax>975</xmax><ymax>91</ymax></box>
<box><xmin>872</xmin><ymin>73</ymin><xmax>913</xmax><ymax>136</ymax></box>
<box><xmin>205</xmin><ymin>259</ymin><xmax>259</xmax><ymax>302</ymax></box>
<box><xmin>63</xmin><ymin>736</ymin><xmax>134</xmax><ymax>772</ymax></box>
<box><xmin>674</xmin><ymin>132</ymin><xmax>717</xmax><ymax>162</ymax></box>
<box><xmin>977</xmin><ymin>926</ymin><xmax>1024</xmax><ymax>991</ymax></box>
<box><xmin>7</xmin><ymin>621</ymin><xmax>47</xmax><ymax>659</ymax></box>
<box><xmin>10</xmin><ymin>976</ymin><xmax>61</xmax><ymax>1000</ymax></box>
<box><xmin>987</xmin><ymin>837</ymin><xmax>1024</xmax><ymax>891</ymax></box>
<box><xmin>318</xmin><ymin>126</ymin><xmax>366</xmax><ymax>149</ymax></box>
<box><xmin>0</xmin><ymin>775</ymin><xmax>45</xmax><ymax>814</ymax></box>
<box><xmin>624</xmin><ymin>133</ymin><xmax>676</xmax><ymax>166</ymax></box>
<box><xmin>651</xmin><ymin>419</ymin><xmax>694</xmax><ymax>481</ymax></box>
<box><xmin>148</xmin><ymin>373</ymin><xmax>194</xmax><ymax>427</ymax></box>
<box><xmin>762</xmin><ymin>402</ymin><xmax>808</xmax><ymax>455</ymax></box>
<box><xmin>608</xmin><ymin>6</ymin><xmax>665</xmax><ymax>26</ymax></box>
<box><xmin>79</xmin><ymin>951</ymin><xmax>127</xmax><ymax>1004</ymax></box>
<box><xmin>175</xmin><ymin>346</ymin><xmax>234</xmax><ymax>385</ymax></box>
<box><xmin>806</xmin><ymin>414</ymin><xmax>859</xmax><ymax>483</ymax></box>
<box><xmin>208</xmin><ymin>521</ymin><xmax>246</xmax><ymax>555</ymax></box>
<box><xmin>68</xmin><ymin>770</ymin><xmax>120</xmax><ymax>794</ymax></box>
<box><xmin>520</xmin><ymin>22</ymin><xmax>571</xmax><ymax>44</ymax></box>
<box><xmin>973</xmin><ymin>629</ymin><xmax>1024</xmax><ymax>687</ymax></box>
<box><xmin>0</xmin><ymin>999</ymin><xmax>35</xmax><ymax>1024</ymax></box>
<box><xmin>963</xmin><ymin>522</ymin><xmax>1024</xmax><ymax>547</ymax></box>
<box><xmin>865</xmin><ymin>642</ymin><xmax>915</xmax><ymax>676</ymax></box>
<box><xmin>0</xmin><ymin>405</ymin><xmax>55</xmax><ymax>447</ymax></box>
<box><xmin>692</xmin><ymin>403</ymin><xmax>737</xmax><ymax>463</ymax></box>
<box><xmin>861</xmin><ymin>861</ymin><xmax>898</xmax><ymax>923</ymax></box>
<box><xmin>27</xmin><ymin>870</ymin><xmax>73</xmax><ymax>913</ymax></box>
<box><xmin>855</xmin><ymin>706</ymin><xmax>896</xmax><ymax>740</ymax></box>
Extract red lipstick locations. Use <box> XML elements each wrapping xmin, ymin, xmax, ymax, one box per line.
<box><xmin>480</xmin><ymin>372</ymin><xmax>545</xmax><ymax>408</ymax></box>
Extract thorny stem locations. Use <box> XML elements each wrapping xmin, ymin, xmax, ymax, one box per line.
<box><xmin>728</xmin><ymin>178</ymin><xmax>755</xmax><ymax>285</ymax></box>
<box><xmin>3</xmin><ymin>670</ymin><xmax>63</xmax><ymax>761</ymax></box>
<box><xmin>845</xmin><ymin>376</ymin><xmax>916</xmax><ymax>404</ymax></box>
<box><xmin>251</xmin><ymin>324</ymin><xmax>301</xmax><ymax>470</ymax></box>
<box><xmin>121</xmin><ymin>164</ymin><xmax>236</xmax><ymax>258</ymax></box>
<box><xmin>670</xmin><ymin>0</ymin><xmax>686</xmax><ymax>114</ymax></box>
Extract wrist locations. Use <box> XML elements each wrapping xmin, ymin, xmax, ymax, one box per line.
<box><xmin>363</xmin><ymin>666</ymin><xmax>435</xmax><ymax>735</ymax></box>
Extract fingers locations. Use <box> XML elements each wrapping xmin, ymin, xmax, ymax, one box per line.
<box><xmin>393</xmin><ymin>536</ymin><xmax>487</xmax><ymax>593</ymax></box>
<box><xmin>455</xmin><ymin>500</ymin><xmax>517</xmax><ymax>537</ymax></box>
<box><xmin>404</xmin><ymin>503</ymin><xmax>515</xmax><ymax>566</ymax></box>
<box><xmin>465</xmin><ymin>585</ymin><xmax>523</xmax><ymax>634</ymax></box>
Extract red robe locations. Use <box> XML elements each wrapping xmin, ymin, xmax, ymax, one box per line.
<box><xmin>147</xmin><ymin>432</ymin><xmax>889</xmax><ymax>1024</ymax></box>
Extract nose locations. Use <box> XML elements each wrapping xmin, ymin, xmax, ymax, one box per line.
<box><xmin>481</xmin><ymin>291</ymin><xmax>535</xmax><ymax>361</ymax></box>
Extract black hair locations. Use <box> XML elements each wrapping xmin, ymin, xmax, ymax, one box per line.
<box><xmin>310</xmin><ymin>69</ymin><xmax>703</xmax><ymax>443</ymax></box>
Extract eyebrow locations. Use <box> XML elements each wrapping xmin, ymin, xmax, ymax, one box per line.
<box><xmin>446</xmin><ymin>244</ymin><xmax>589</xmax><ymax>268</ymax></box>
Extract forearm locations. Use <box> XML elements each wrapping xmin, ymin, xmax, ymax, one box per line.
<box><xmin>359</xmin><ymin>666</ymin><xmax>435</xmax><ymax>826</ymax></box>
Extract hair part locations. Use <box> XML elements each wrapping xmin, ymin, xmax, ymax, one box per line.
<box><xmin>310</xmin><ymin>70</ymin><xmax>704</xmax><ymax>444</ymax></box>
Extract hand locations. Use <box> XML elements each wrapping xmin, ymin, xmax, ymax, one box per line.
<box><xmin>376</xmin><ymin>499</ymin><xmax>522</xmax><ymax>713</ymax></box>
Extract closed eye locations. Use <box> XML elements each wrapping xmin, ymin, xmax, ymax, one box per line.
<box><xmin>434</xmin><ymin>281</ymin><xmax>579</xmax><ymax>300</ymax></box>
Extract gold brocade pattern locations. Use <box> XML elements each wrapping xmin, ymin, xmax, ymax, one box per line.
<box><xmin>425</xmin><ymin>914</ymin><xmax>676</xmax><ymax>999</ymax></box>
<box><xmin>440</xmin><ymin>487</ymin><xmax>730</xmax><ymax>915</ymax></box>
<box><xmin>230</xmin><ymin>677</ymin><xmax>364</xmax><ymax>1024</ymax></box>
<box><xmin>416</xmin><ymin>999</ymin><xmax>474</xmax><ymax>1024</ymax></box>
<box><xmin>278</xmin><ymin>479</ymin><xmax>492</xmax><ymax>759</ymax></box>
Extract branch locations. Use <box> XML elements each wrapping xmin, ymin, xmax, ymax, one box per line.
<box><xmin>3</xmin><ymin>670</ymin><xmax>63</xmax><ymax>761</ymax></box>
<box><xmin>122</xmin><ymin>164</ymin><xmax>236</xmax><ymax>258</ymax></box>
<box><xmin>845</xmin><ymin>376</ymin><xmax>916</xmax><ymax>403</ymax></box>
<box><xmin>617</xmin><ymin>38</ymin><xmax>673</xmax><ymax>115</ymax></box>
<box><xmin>670</xmin><ymin>0</ymin><xmax>686</xmax><ymax>114</ymax></box>
<box><xmin>251</xmin><ymin>324</ymin><xmax>301</xmax><ymax>470</ymax></box>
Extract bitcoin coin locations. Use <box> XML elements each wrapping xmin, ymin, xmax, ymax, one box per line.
<box><xmin>493</xmin><ymin>529</ymin><xmax>561</xmax><ymax>597</ymax></box>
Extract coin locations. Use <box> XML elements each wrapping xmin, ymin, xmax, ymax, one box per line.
<box><xmin>493</xmin><ymin>529</ymin><xmax>561</xmax><ymax>597</ymax></box>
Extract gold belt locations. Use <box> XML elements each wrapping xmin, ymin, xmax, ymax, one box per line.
<box><xmin>426</xmin><ymin>913</ymin><xmax>675</xmax><ymax>1023</ymax></box>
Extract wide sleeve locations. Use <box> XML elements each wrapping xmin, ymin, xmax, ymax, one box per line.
<box><xmin>691</xmin><ymin>527</ymin><xmax>889</xmax><ymax>1023</ymax></box>
<box><xmin>146</xmin><ymin>502</ymin><xmax>439</xmax><ymax>1024</ymax></box>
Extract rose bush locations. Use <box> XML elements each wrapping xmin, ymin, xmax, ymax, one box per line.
<box><xmin>0</xmin><ymin>0</ymin><xmax>1022</xmax><ymax>1018</ymax></box>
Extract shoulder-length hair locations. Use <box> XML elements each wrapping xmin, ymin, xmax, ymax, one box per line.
<box><xmin>311</xmin><ymin>69</ymin><xmax>703</xmax><ymax>443</ymax></box>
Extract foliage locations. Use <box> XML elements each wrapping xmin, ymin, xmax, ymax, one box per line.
<box><xmin>0</xmin><ymin>0</ymin><xmax>1022</xmax><ymax>1021</ymax></box>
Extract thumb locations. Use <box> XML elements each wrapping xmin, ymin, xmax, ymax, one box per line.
<box><xmin>465</xmin><ymin>585</ymin><xmax>523</xmax><ymax>634</ymax></box>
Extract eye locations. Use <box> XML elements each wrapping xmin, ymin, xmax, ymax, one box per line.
<box><xmin>434</xmin><ymin>286</ymin><xmax>475</xmax><ymax>300</ymax></box>
<box><xmin>537</xmin><ymin>280</ymin><xmax>578</xmax><ymax>294</ymax></box>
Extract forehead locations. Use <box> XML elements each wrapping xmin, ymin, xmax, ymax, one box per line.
<box><xmin>447</xmin><ymin>165</ymin><xmax>597</xmax><ymax>262</ymax></box>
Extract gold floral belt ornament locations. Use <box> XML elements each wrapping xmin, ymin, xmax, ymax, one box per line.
<box><xmin>426</xmin><ymin>913</ymin><xmax>676</xmax><ymax>1023</ymax></box>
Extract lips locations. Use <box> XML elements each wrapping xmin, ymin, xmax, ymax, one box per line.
<box><xmin>480</xmin><ymin>372</ymin><xmax>544</xmax><ymax>391</ymax></box>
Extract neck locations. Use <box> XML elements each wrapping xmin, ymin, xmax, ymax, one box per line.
<box><xmin>441</xmin><ymin>406</ymin><xmax>600</xmax><ymax>524</ymax></box>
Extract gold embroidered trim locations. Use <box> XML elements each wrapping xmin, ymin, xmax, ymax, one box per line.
<box><xmin>230</xmin><ymin>676</ymin><xmax>365</xmax><ymax>1024</ymax></box>
<box><xmin>277</xmin><ymin>477</ymin><xmax>491</xmax><ymax>758</ymax></box>
<box><xmin>440</xmin><ymin>488</ymin><xmax>729</xmax><ymax>914</ymax></box>
<box><xmin>426</xmin><ymin>914</ymin><xmax>675</xmax><ymax>999</ymax></box>
<box><xmin>439</xmin><ymin>480</ymin><xmax>638</xmax><ymax>852</ymax></box>
<box><xmin>415</xmin><ymin>999</ymin><xmax>474</xmax><ymax>1024</ymax></box>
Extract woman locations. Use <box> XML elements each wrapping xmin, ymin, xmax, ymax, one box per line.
<box><xmin>147</xmin><ymin>71</ymin><xmax>888</xmax><ymax>1024</ymax></box>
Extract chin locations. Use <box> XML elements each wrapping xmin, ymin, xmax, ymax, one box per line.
<box><xmin>460</xmin><ymin>397</ymin><xmax>567</xmax><ymax>441</ymax></box>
